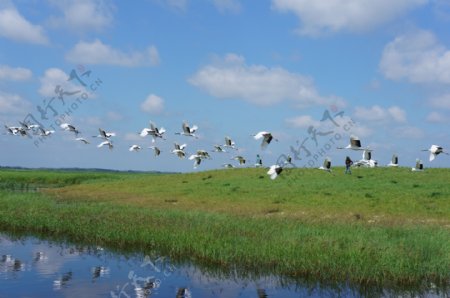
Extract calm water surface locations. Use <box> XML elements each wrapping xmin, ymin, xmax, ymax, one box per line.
<box><xmin>0</xmin><ymin>233</ymin><xmax>447</xmax><ymax>298</ymax></box>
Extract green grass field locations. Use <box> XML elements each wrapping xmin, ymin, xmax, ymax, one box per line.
<box><xmin>0</xmin><ymin>167</ymin><xmax>449</xmax><ymax>288</ymax></box>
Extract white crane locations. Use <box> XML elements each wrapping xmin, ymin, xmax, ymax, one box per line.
<box><xmin>37</xmin><ymin>127</ymin><xmax>55</xmax><ymax>137</ymax></box>
<box><xmin>212</xmin><ymin>145</ymin><xmax>226</xmax><ymax>153</ymax></box>
<box><xmin>196</xmin><ymin>150</ymin><xmax>211</xmax><ymax>159</ymax></box>
<box><xmin>232</xmin><ymin>155</ymin><xmax>246</xmax><ymax>165</ymax></box>
<box><xmin>387</xmin><ymin>154</ymin><xmax>399</xmax><ymax>167</ymax></box>
<box><xmin>60</xmin><ymin>123</ymin><xmax>80</xmax><ymax>135</ymax></box>
<box><xmin>188</xmin><ymin>154</ymin><xmax>202</xmax><ymax>169</ymax></box>
<box><xmin>129</xmin><ymin>145</ymin><xmax>142</xmax><ymax>152</ymax></box>
<box><xmin>75</xmin><ymin>137</ymin><xmax>90</xmax><ymax>144</ymax></box>
<box><xmin>148</xmin><ymin>146</ymin><xmax>161</xmax><ymax>156</ymax></box>
<box><xmin>253</xmin><ymin>131</ymin><xmax>277</xmax><ymax>149</ymax></box>
<box><xmin>97</xmin><ymin>140</ymin><xmax>113</xmax><ymax>150</ymax></box>
<box><xmin>4</xmin><ymin>124</ymin><xmax>21</xmax><ymax>136</ymax></box>
<box><xmin>354</xmin><ymin>149</ymin><xmax>377</xmax><ymax>168</ymax></box>
<box><xmin>421</xmin><ymin>145</ymin><xmax>449</xmax><ymax>161</ymax></box>
<box><xmin>172</xmin><ymin>143</ymin><xmax>187</xmax><ymax>158</ymax></box>
<box><xmin>172</xmin><ymin>149</ymin><xmax>186</xmax><ymax>159</ymax></box>
<box><xmin>337</xmin><ymin>135</ymin><xmax>367</xmax><ymax>150</ymax></box>
<box><xmin>224</xmin><ymin>136</ymin><xmax>237</xmax><ymax>149</ymax></box>
<box><xmin>6</xmin><ymin>123</ymin><xmax>29</xmax><ymax>137</ymax></box>
<box><xmin>411</xmin><ymin>159</ymin><xmax>423</xmax><ymax>171</ymax></box>
<box><xmin>284</xmin><ymin>155</ymin><xmax>294</xmax><ymax>166</ymax></box>
<box><xmin>175</xmin><ymin>122</ymin><xmax>198</xmax><ymax>138</ymax></box>
<box><xmin>223</xmin><ymin>163</ymin><xmax>235</xmax><ymax>168</ymax></box>
<box><xmin>17</xmin><ymin>127</ymin><xmax>29</xmax><ymax>137</ymax></box>
<box><xmin>140</xmin><ymin>121</ymin><xmax>166</xmax><ymax>142</ymax></box>
<box><xmin>174</xmin><ymin>143</ymin><xmax>187</xmax><ymax>151</ymax></box>
<box><xmin>267</xmin><ymin>165</ymin><xmax>283</xmax><ymax>180</ymax></box>
<box><xmin>20</xmin><ymin>121</ymin><xmax>39</xmax><ymax>131</ymax></box>
<box><xmin>318</xmin><ymin>157</ymin><xmax>332</xmax><ymax>172</ymax></box>
<box><xmin>255</xmin><ymin>154</ymin><xmax>263</xmax><ymax>167</ymax></box>
<box><xmin>93</xmin><ymin>128</ymin><xmax>116</xmax><ymax>140</ymax></box>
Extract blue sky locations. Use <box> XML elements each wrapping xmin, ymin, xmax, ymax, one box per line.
<box><xmin>0</xmin><ymin>0</ymin><xmax>449</xmax><ymax>172</ymax></box>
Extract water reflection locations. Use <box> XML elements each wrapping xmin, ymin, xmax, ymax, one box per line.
<box><xmin>257</xmin><ymin>288</ymin><xmax>268</xmax><ymax>298</ymax></box>
<box><xmin>176</xmin><ymin>287</ymin><xmax>191</xmax><ymax>298</ymax></box>
<box><xmin>92</xmin><ymin>266</ymin><xmax>110</xmax><ymax>281</ymax></box>
<box><xmin>53</xmin><ymin>271</ymin><xmax>73</xmax><ymax>290</ymax></box>
<box><xmin>0</xmin><ymin>232</ymin><xmax>448</xmax><ymax>297</ymax></box>
<box><xmin>1</xmin><ymin>254</ymin><xmax>27</xmax><ymax>273</ymax></box>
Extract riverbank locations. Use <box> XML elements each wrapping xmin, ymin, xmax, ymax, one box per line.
<box><xmin>0</xmin><ymin>168</ymin><xmax>448</xmax><ymax>287</ymax></box>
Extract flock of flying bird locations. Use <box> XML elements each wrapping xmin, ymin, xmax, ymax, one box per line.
<box><xmin>4</xmin><ymin>121</ymin><xmax>449</xmax><ymax>179</ymax></box>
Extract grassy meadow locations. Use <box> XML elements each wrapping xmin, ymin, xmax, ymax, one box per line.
<box><xmin>0</xmin><ymin>167</ymin><xmax>449</xmax><ymax>288</ymax></box>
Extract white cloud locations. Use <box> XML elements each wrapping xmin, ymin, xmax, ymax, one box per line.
<box><xmin>189</xmin><ymin>53</ymin><xmax>345</xmax><ymax>107</ymax></box>
<box><xmin>155</xmin><ymin>0</ymin><xmax>187</xmax><ymax>11</ymax></box>
<box><xmin>333</xmin><ymin>116</ymin><xmax>373</xmax><ymax>138</ymax></box>
<box><xmin>140</xmin><ymin>94</ymin><xmax>164</xmax><ymax>114</ymax></box>
<box><xmin>286</xmin><ymin>113</ymin><xmax>373</xmax><ymax>141</ymax></box>
<box><xmin>429</xmin><ymin>93</ymin><xmax>450</xmax><ymax>110</ymax></box>
<box><xmin>0</xmin><ymin>65</ymin><xmax>32</xmax><ymax>81</ymax></box>
<box><xmin>388</xmin><ymin>106</ymin><xmax>407</xmax><ymax>123</ymax></box>
<box><xmin>48</xmin><ymin>0</ymin><xmax>114</xmax><ymax>32</ymax></box>
<box><xmin>426</xmin><ymin>111</ymin><xmax>448</xmax><ymax>123</ymax></box>
<box><xmin>432</xmin><ymin>0</ymin><xmax>450</xmax><ymax>22</ymax></box>
<box><xmin>353</xmin><ymin>105</ymin><xmax>406</xmax><ymax>123</ymax></box>
<box><xmin>124</xmin><ymin>132</ymin><xmax>142</xmax><ymax>142</ymax></box>
<box><xmin>66</xmin><ymin>39</ymin><xmax>160</xmax><ymax>67</ymax></box>
<box><xmin>0</xmin><ymin>7</ymin><xmax>48</xmax><ymax>44</ymax></box>
<box><xmin>380</xmin><ymin>30</ymin><xmax>450</xmax><ymax>83</ymax></box>
<box><xmin>213</xmin><ymin>0</ymin><xmax>241</xmax><ymax>14</ymax></box>
<box><xmin>286</xmin><ymin>115</ymin><xmax>320</xmax><ymax>128</ymax></box>
<box><xmin>0</xmin><ymin>92</ymin><xmax>32</xmax><ymax>115</ymax></box>
<box><xmin>393</xmin><ymin>126</ymin><xmax>425</xmax><ymax>139</ymax></box>
<box><xmin>349</xmin><ymin>125</ymin><xmax>373</xmax><ymax>138</ymax></box>
<box><xmin>84</xmin><ymin>116</ymin><xmax>102</xmax><ymax>126</ymax></box>
<box><xmin>272</xmin><ymin>0</ymin><xmax>427</xmax><ymax>36</ymax></box>
<box><xmin>148</xmin><ymin>46</ymin><xmax>160</xmax><ymax>66</ymax></box>
<box><xmin>354</xmin><ymin>105</ymin><xmax>387</xmax><ymax>121</ymax></box>
<box><xmin>107</xmin><ymin>111</ymin><xmax>124</xmax><ymax>121</ymax></box>
<box><xmin>168</xmin><ymin>0</ymin><xmax>187</xmax><ymax>10</ymax></box>
<box><xmin>38</xmin><ymin>68</ymin><xmax>86</xmax><ymax>98</ymax></box>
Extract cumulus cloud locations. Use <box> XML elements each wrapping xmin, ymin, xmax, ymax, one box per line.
<box><xmin>380</xmin><ymin>30</ymin><xmax>450</xmax><ymax>83</ymax></box>
<box><xmin>393</xmin><ymin>126</ymin><xmax>424</xmax><ymax>139</ymax></box>
<box><xmin>168</xmin><ymin>0</ymin><xmax>187</xmax><ymax>10</ymax></box>
<box><xmin>66</xmin><ymin>39</ymin><xmax>160</xmax><ymax>67</ymax></box>
<box><xmin>47</xmin><ymin>0</ymin><xmax>114</xmax><ymax>32</ymax></box>
<box><xmin>0</xmin><ymin>6</ymin><xmax>48</xmax><ymax>44</ymax></box>
<box><xmin>387</xmin><ymin>106</ymin><xmax>407</xmax><ymax>123</ymax></box>
<box><xmin>213</xmin><ymin>0</ymin><xmax>241</xmax><ymax>14</ymax></box>
<box><xmin>124</xmin><ymin>132</ymin><xmax>142</xmax><ymax>142</ymax></box>
<box><xmin>428</xmin><ymin>93</ymin><xmax>450</xmax><ymax>110</ymax></box>
<box><xmin>107</xmin><ymin>111</ymin><xmax>124</xmax><ymax>121</ymax></box>
<box><xmin>189</xmin><ymin>53</ymin><xmax>345</xmax><ymax>107</ymax></box>
<box><xmin>353</xmin><ymin>105</ymin><xmax>407</xmax><ymax>123</ymax></box>
<box><xmin>0</xmin><ymin>92</ymin><xmax>32</xmax><ymax>115</ymax></box>
<box><xmin>349</xmin><ymin>125</ymin><xmax>374</xmax><ymax>138</ymax></box>
<box><xmin>140</xmin><ymin>94</ymin><xmax>164</xmax><ymax>114</ymax></box>
<box><xmin>426</xmin><ymin>111</ymin><xmax>448</xmax><ymax>123</ymax></box>
<box><xmin>0</xmin><ymin>65</ymin><xmax>32</xmax><ymax>81</ymax></box>
<box><xmin>38</xmin><ymin>68</ymin><xmax>86</xmax><ymax>98</ymax></box>
<box><xmin>154</xmin><ymin>0</ymin><xmax>187</xmax><ymax>11</ymax></box>
<box><xmin>84</xmin><ymin>116</ymin><xmax>102</xmax><ymax>126</ymax></box>
<box><xmin>272</xmin><ymin>0</ymin><xmax>427</xmax><ymax>36</ymax></box>
<box><xmin>286</xmin><ymin>115</ymin><xmax>320</xmax><ymax>128</ymax></box>
<box><xmin>286</xmin><ymin>112</ymin><xmax>373</xmax><ymax>142</ymax></box>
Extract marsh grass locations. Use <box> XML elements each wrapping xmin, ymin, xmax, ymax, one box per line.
<box><xmin>0</xmin><ymin>168</ymin><xmax>449</xmax><ymax>287</ymax></box>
